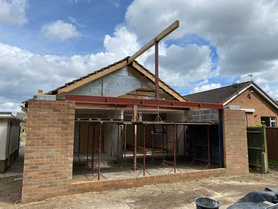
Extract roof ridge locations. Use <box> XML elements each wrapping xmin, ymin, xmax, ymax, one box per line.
<box><xmin>185</xmin><ymin>81</ymin><xmax>253</xmax><ymax>97</ymax></box>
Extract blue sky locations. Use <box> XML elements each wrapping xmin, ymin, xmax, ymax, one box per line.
<box><xmin>1</xmin><ymin>0</ymin><xmax>278</xmax><ymax>114</ymax></box>
<box><xmin>1</xmin><ymin>0</ymin><xmax>131</xmax><ymax>55</ymax></box>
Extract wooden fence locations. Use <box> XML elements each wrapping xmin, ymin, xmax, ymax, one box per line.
<box><xmin>247</xmin><ymin>127</ymin><xmax>267</xmax><ymax>168</ymax></box>
<box><xmin>266</xmin><ymin>127</ymin><xmax>278</xmax><ymax>161</ymax></box>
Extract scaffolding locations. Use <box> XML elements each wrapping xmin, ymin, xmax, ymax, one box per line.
<box><xmin>191</xmin><ymin>125</ymin><xmax>211</xmax><ymax>169</ymax></box>
<box><xmin>71</xmin><ymin>94</ymin><xmax>222</xmax><ymax>181</ymax></box>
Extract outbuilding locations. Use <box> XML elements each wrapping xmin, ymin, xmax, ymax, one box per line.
<box><xmin>0</xmin><ymin>112</ymin><xmax>21</xmax><ymax>173</ymax></box>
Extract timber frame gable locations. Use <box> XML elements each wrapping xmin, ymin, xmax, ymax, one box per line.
<box><xmin>47</xmin><ymin>57</ymin><xmax>186</xmax><ymax>102</ymax></box>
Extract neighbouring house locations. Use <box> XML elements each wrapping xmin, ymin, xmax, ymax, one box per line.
<box><xmin>21</xmin><ymin>57</ymin><xmax>249</xmax><ymax>203</ymax></box>
<box><xmin>0</xmin><ymin>112</ymin><xmax>22</xmax><ymax>173</ymax></box>
<box><xmin>185</xmin><ymin>81</ymin><xmax>278</xmax><ymax>127</ymax></box>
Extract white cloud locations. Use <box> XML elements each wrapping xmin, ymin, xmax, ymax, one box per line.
<box><xmin>263</xmin><ymin>84</ymin><xmax>278</xmax><ymax>101</ymax></box>
<box><xmin>0</xmin><ymin>95</ymin><xmax>21</xmax><ymax>114</ymax></box>
<box><xmin>0</xmin><ymin>25</ymin><xmax>143</xmax><ymax>113</ymax></box>
<box><xmin>125</xmin><ymin>0</ymin><xmax>278</xmax><ymax>87</ymax></box>
<box><xmin>0</xmin><ymin>0</ymin><xmax>28</xmax><ymax>25</ymax></box>
<box><xmin>109</xmin><ymin>0</ymin><xmax>120</xmax><ymax>8</ymax></box>
<box><xmin>0</xmin><ymin>100</ymin><xmax>21</xmax><ymax>114</ymax></box>
<box><xmin>3</xmin><ymin>0</ymin><xmax>278</xmax><ymax>113</ymax></box>
<box><xmin>41</xmin><ymin>20</ymin><xmax>81</xmax><ymax>41</ymax></box>
<box><xmin>104</xmin><ymin>25</ymin><xmax>140</xmax><ymax>56</ymax></box>
<box><xmin>144</xmin><ymin>44</ymin><xmax>217</xmax><ymax>87</ymax></box>
<box><xmin>67</xmin><ymin>0</ymin><xmax>91</xmax><ymax>3</ymax></box>
<box><xmin>190</xmin><ymin>83</ymin><xmax>221</xmax><ymax>94</ymax></box>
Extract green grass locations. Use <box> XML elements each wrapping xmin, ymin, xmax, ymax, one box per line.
<box><xmin>269</xmin><ymin>160</ymin><xmax>278</xmax><ymax>166</ymax></box>
<box><xmin>20</xmin><ymin>134</ymin><xmax>26</xmax><ymax>141</ymax></box>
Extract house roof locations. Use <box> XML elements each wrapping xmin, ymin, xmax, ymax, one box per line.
<box><xmin>185</xmin><ymin>81</ymin><xmax>278</xmax><ymax>109</ymax></box>
<box><xmin>47</xmin><ymin>57</ymin><xmax>186</xmax><ymax>102</ymax></box>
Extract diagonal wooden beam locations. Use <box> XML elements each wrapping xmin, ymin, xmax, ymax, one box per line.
<box><xmin>131</xmin><ymin>61</ymin><xmax>186</xmax><ymax>101</ymax></box>
<box><xmin>127</xmin><ymin>20</ymin><xmax>179</xmax><ymax>65</ymax></box>
<box><xmin>58</xmin><ymin>61</ymin><xmax>127</xmax><ymax>94</ymax></box>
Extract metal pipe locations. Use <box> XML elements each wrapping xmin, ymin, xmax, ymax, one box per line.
<box><xmin>152</xmin><ymin>126</ymin><xmax>154</xmax><ymax>163</ymax></box>
<box><xmin>92</xmin><ymin>125</ymin><xmax>95</xmax><ymax>175</ymax></box>
<box><xmin>166</xmin><ymin>126</ymin><xmax>168</xmax><ymax>157</ymax></box>
<box><xmin>155</xmin><ymin>38</ymin><xmax>159</xmax><ymax>100</ymax></box>
<box><xmin>192</xmin><ymin>127</ymin><xmax>195</xmax><ymax>165</ymax></box>
<box><xmin>117</xmin><ymin>124</ymin><xmax>119</xmax><ymax>160</ymax></box>
<box><xmin>183</xmin><ymin>125</ymin><xmax>186</xmax><ymax>156</ymax></box>
<box><xmin>98</xmin><ymin>122</ymin><xmax>103</xmax><ymax>180</ymax></box>
<box><xmin>207</xmin><ymin>125</ymin><xmax>210</xmax><ymax>169</ymax></box>
<box><xmin>143</xmin><ymin>124</ymin><xmax>146</xmax><ymax>176</ymax></box>
<box><xmin>174</xmin><ymin>124</ymin><xmax>176</xmax><ymax>173</ymax></box>
<box><xmin>162</xmin><ymin>125</ymin><xmax>165</xmax><ymax>169</ymax></box>
<box><xmin>133</xmin><ymin>124</ymin><xmax>136</xmax><ymax>171</ymax></box>
<box><xmin>124</xmin><ymin>124</ymin><xmax>127</xmax><ymax>166</ymax></box>
<box><xmin>87</xmin><ymin>124</ymin><xmax>89</xmax><ymax>165</ymax></box>
<box><xmin>218</xmin><ymin>109</ymin><xmax>224</xmax><ymax>168</ymax></box>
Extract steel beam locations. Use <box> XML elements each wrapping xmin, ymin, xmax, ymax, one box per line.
<box><xmin>65</xmin><ymin>95</ymin><xmax>223</xmax><ymax>110</ymax></box>
<box><xmin>155</xmin><ymin>39</ymin><xmax>159</xmax><ymax>100</ymax></box>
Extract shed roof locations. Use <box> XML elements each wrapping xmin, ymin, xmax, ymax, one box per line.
<box><xmin>0</xmin><ymin>112</ymin><xmax>23</xmax><ymax>121</ymax></box>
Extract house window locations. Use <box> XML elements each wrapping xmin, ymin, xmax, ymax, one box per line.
<box><xmin>270</xmin><ymin>117</ymin><xmax>276</xmax><ymax>127</ymax></box>
<box><xmin>261</xmin><ymin>116</ymin><xmax>277</xmax><ymax>127</ymax></box>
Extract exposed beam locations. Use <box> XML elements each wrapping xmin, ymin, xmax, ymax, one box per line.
<box><xmin>65</xmin><ymin>95</ymin><xmax>224</xmax><ymax>110</ymax></box>
<box><xmin>127</xmin><ymin>20</ymin><xmax>179</xmax><ymax>65</ymax></box>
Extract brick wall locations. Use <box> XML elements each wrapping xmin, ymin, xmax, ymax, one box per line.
<box><xmin>223</xmin><ymin>109</ymin><xmax>249</xmax><ymax>175</ymax></box>
<box><xmin>22</xmin><ymin>99</ymin><xmax>75</xmax><ymax>203</ymax></box>
<box><xmin>21</xmin><ymin>100</ymin><xmax>249</xmax><ymax>203</ymax></box>
<box><xmin>69</xmin><ymin>168</ymin><xmax>227</xmax><ymax>195</ymax></box>
<box><xmin>227</xmin><ymin>87</ymin><xmax>278</xmax><ymax>126</ymax></box>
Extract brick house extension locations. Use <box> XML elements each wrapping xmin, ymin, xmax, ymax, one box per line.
<box><xmin>21</xmin><ymin>57</ymin><xmax>249</xmax><ymax>203</ymax></box>
<box><xmin>185</xmin><ymin>81</ymin><xmax>278</xmax><ymax>127</ymax></box>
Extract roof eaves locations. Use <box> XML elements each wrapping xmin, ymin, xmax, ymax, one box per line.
<box><xmin>218</xmin><ymin>81</ymin><xmax>250</xmax><ymax>104</ymax></box>
<box><xmin>223</xmin><ymin>82</ymin><xmax>278</xmax><ymax>110</ymax></box>
<box><xmin>223</xmin><ymin>84</ymin><xmax>252</xmax><ymax>106</ymax></box>
<box><xmin>250</xmin><ymin>83</ymin><xmax>278</xmax><ymax>110</ymax></box>
<box><xmin>47</xmin><ymin>56</ymin><xmax>130</xmax><ymax>95</ymax></box>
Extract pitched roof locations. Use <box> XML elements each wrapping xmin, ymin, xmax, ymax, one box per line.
<box><xmin>185</xmin><ymin>81</ymin><xmax>252</xmax><ymax>104</ymax></box>
<box><xmin>47</xmin><ymin>57</ymin><xmax>186</xmax><ymax>101</ymax></box>
<box><xmin>185</xmin><ymin>81</ymin><xmax>278</xmax><ymax>109</ymax></box>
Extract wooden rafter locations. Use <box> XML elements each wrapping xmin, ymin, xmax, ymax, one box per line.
<box><xmin>127</xmin><ymin>21</ymin><xmax>179</xmax><ymax>65</ymax></box>
<box><xmin>58</xmin><ymin>61</ymin><xmax>127</xmax><ymax>94</ymax></box>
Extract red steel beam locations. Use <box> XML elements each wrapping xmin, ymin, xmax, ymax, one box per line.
<box><xmin>155</xmin><ymin>38</ymin><xmax>159</xmax><ymax>100</ymax></box>
<box><xmin>65</xmin><ymin>95</ymin><xmax>223</xmax><ymax>110</ymax></box>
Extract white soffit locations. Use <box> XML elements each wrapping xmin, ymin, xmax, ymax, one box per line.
<box><xmin>241</xmin><ymin>108</ymin><xmax>255</xmax><ymax>113</ymax></box>
<box><xmin>223</xmin><ymin>84</ymin><xmax>278</xmax><ymax>110</ymax></box>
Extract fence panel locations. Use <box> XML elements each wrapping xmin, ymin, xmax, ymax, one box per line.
<box><xmin>247</xmin><ymin>127</ymin><xmax>267</xmax><ymax>168</ymax></box>
<box><xmin>266</xmin><ymin>128</ymin><xmax>278</xmax><ymax>161</ymax></box>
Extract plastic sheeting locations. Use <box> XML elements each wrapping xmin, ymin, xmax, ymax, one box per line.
<box><xmin>228</xmin><ymin>188</ymin><xmax>278</xmax><ymax>209</ymax></box>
